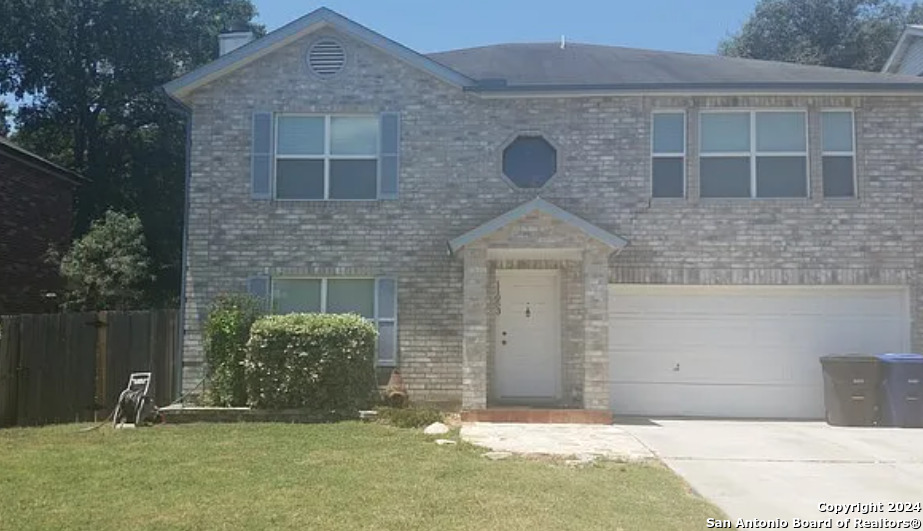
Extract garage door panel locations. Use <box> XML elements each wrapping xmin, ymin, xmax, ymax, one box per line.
<box><xmin>612</xmin><ymin>350</ymin><xmax>808</xmax><ymax>384</ymax></box>
<box><xmin>612</xmin><ymin>319</ymin><xmax>757</xmax><ymax>348</ymax></box>
<box><xmin>610</xmin><ymin>382</ymin><xmax>824</xmax><ymax>418</ymax></box>
<box><xmin>609</xmin><ymin>285</ymin><xmax>909</xmax><ymax>419</ymax></box>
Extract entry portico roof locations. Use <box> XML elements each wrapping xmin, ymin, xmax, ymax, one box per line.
<box><xmin>447</xmin><ymin>197</ymin><xmax>628</xmax><ymax>254</ymax></box>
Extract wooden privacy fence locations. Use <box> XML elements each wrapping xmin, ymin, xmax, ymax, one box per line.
<box><xmin>0</xmin><ymin>309</ymin><xmax>178</xmax><ymax>427</ymax></box>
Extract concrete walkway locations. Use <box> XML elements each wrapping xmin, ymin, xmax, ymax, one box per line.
<box><xmin>621</xmin><ymin>420</ymin><xmax>923</xmax><ymax>523</ymax></box>
<box><xmin>460</xmin><ymin>423</ymin><xmax>654</xmax><ymax>461</ymax></box>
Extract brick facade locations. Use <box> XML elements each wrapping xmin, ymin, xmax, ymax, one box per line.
<box><xmin>0</xmin><ymin>152</ymin><xmax>76</xmax><ymax>315</ymax></box>
<box><xmin>178</xmin><ymin>28</ymin><xmax>923</xmax><ymax>408</ymax></box>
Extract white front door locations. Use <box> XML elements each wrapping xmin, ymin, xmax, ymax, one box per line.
<box><xmin>494</xmin><ymin>270</ymin><xmax>560</xmax><ymax>402</ymax></box>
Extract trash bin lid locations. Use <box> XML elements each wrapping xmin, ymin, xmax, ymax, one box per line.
<box><xmin>820</xmin><ymin>354</ymin><xmax>880</xmax><ymax>363</ymax></box>
<box><xmin>877</xmin><ymin>353</ymin><xmax>923</xmax><ymax>363</ymax></box>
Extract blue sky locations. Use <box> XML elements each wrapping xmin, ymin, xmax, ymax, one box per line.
<box><xmin>253</xmin><ymin>0</ymin><xmax>761</xmax><ymax>54</ymax></box>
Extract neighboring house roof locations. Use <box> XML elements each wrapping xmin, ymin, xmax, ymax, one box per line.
<box><xmin>0</xmin><ymin>137</ymin><xmax>87</xmax><ymax>185</ymax></box>
<box><xmin>163</xmin><ymin>7</ymin><xmax>475</xmax><ymax>99</ymax></box>
<box><xmin>448</xmin><ymin>197</ymin><xmax>628</xmax><ymax>254</ymax></box>
<box><xmin>882</xmin><ymin>25</ymin><xmax>923</xmax><ymax>74</ymax></box>
<box><xmin>429</xmin><ymin>42</ymin><xmax>923</xmax><ymax>93</ymax></box>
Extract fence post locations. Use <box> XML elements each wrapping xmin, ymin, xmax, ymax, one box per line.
<box><xmin>94</xmin><ymin>311</ymin><xmax>107</xmax><ymax>414</ymax></box>
<box><xmin>0</xmin><ymin>316</ymin><xmax>22</xmax><ymax>427</ymax></box>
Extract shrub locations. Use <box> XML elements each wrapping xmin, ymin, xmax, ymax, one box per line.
<box><xmin>244</xmin><ymin>313</ymin><xmax>378</xmax><ymax>414</ymax></box>
<box><xmin>55</xmin><ymin>210</ymin><xmax>152</xmax><ymax>311</ymax></box>
<box><xmin>203</xmin><ymin>293</ymin><xmax>264</xmax><ymax>406</ymax></box>
<box><xmin>375</xmin><ymin>407</ymin><xmax>444</xmax><ymax>429</ymax></box>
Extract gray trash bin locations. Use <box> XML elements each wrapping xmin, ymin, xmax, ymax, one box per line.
<box><xmin>820</xmin><ymin>355</ymin><xmax>881</xmax><ymax>426</ymax></box>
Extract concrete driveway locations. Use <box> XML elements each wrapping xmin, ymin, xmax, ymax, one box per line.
<box><xmin>621</xmin><ymin>420</ymin><xmax>923</xmax><ymax>524</ymax></box>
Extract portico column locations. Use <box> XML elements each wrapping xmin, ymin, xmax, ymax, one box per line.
<box><xmin>462</xmin><ymin>244</ymin><xmax>489</xmax><ymax>410</ymax></box>
<box><xmin>583</xmin><ymin>247</ymin><xmax>611</xmax><ymax>410</ymax></box>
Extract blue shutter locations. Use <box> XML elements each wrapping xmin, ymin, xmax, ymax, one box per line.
<box><xmin>378</xmin><ymin>112</ymin><xmax>400</xmax><ymax>199</ymax></box>
<box><xmin>251</xmin><ymin>112</ymin><xmax>273</xmax><ymax>199</ymax></box>
<box><xmin>376</xmin><ymin>277</ymin><xmax>397</xmax><ymax>366</ymax></box>
<box><xmin>246</xmin><ymin>275</ymin><xmax>271</xmax><ymax>311</ymax></box>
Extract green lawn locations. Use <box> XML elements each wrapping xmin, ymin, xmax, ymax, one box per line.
<box><xmin>0</xmin><ymin>422</ymin><xmax>721</xmax><ymax>530</ymax></box>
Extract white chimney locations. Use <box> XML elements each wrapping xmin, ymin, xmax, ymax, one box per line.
<box><xmin>219</xmin><ymin>31</ymin><xmax>254</xmax><ymax>56</ymax></box>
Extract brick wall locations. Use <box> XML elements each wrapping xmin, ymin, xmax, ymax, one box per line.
<box><xmin>179</xmin><ymin>27</ymin><xmax>923</xmax><ymax>404</ymax></box>
<box><xmin>0</xmin><ymin>156</ymin><xmax>75</xmax><ymax>314</ymax></box>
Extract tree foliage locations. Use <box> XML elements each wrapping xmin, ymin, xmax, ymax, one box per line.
<box><xmin>57</xmin><ymin>210</ymin><xmax>152</xmax><ymax>311</ymax></box>
<box><xmin>720</xmin><ymin>0</ymin><xmax>923</xmax><ymax>71</ymax></box>
<box><xmin>0</xmin><ymin>0</ymin><xmax>263</xmax><ymax>306</ymax></box>
<box><xmin>0</xmin><ymin>100</ymin><xmax>10</xmax><ymax>136</ymax></box>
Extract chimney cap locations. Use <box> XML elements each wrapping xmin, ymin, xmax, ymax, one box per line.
<box><xmin>218</xmin><ymin>31</ymin><xmax>255</xmax><ymax>56</ymax></box>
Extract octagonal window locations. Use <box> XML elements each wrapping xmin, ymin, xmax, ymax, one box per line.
<box><xmin>502</xmin><ymin>135</ymin><xmax>557</xmax><ymax>188</ymax></box>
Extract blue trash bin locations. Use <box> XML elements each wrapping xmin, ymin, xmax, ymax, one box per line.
<box><xmin>877</xmin><ymin>353</ymin><xmax>923</xmax><ymax>428</ymax></box>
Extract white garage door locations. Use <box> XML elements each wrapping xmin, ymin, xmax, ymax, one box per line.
<box><xmin>609</xmin><ymin>285</ymin><xmax>910</xmax><ymax>419</ymax></box>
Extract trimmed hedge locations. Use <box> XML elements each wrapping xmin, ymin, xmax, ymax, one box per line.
<box><xmin>244</xmin><ymin>313</ymin><xmax>378</xmax><ymax>413</ymax></box>
<box><xmin>203</xmin><ymin>293</ymin><xmax>264</xmax><ymax>406</ymax></box>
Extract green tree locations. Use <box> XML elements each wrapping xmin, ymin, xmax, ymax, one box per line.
<box><xmin>0</xmin><ymin>100</ymin><xmax>10</xmax><ymax>136</ymax></box>
<box><xmin>0</xmin><ymin>0</ymin><xmax>264</xmax><ymax>306</ymax></box>
<box><xmin>57</xmin><ymin>210</ymin><xmax>152</xmax><ymax>311</ymax></box>
<box><xmin>720</xmin><ymin>0</ymin><xmax>923</xmax><ymax>71</ymax></box>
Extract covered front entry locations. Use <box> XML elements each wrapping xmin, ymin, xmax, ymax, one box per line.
<box><xmin>449</xmin><ymin>198</ymin><xmax>628</xmax><ymax>411</ymax></box>
<box><xmin>493</xmin><ymin>270</ymin><xmax>560</xmax><ymax>403</ymax></box>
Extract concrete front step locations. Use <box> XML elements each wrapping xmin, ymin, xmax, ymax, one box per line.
<box><xmin>461</xmin><ymin>409</ymin><xmax>613</xmax><ymax>424</ymax></box>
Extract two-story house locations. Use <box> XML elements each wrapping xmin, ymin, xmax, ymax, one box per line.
<box><xmin>164</xmin><ymin>8</ymin><xmax>923</xmax><ymax>419</ymax></box>
<box><xmin>0</xmin><ymin>137</ymin><xmax>85</xmax><ymax>314</ymax></box>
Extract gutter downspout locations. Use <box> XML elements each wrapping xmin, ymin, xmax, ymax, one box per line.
<box><xmin>160</xmin><ymin>87</ymin><xmax>192</xmax><ymax>401</ymax></box>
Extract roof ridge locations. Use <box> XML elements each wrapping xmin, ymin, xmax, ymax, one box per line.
<box><xmin>428</xmin><ymin>42</ymin><xmax>915</xmax><ymax>76</ymax></box>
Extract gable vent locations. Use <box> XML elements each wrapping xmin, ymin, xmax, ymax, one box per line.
<box><xmin>308</xmin><ymin>39</ymin><xmax>346</xmax><ymax>78</ymax></box>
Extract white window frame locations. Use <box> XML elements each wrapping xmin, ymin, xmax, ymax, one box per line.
<box><xmin>269</xmin><ymin>277</ymin><xmax>396</xmax><ymax>366</ymax></box>
<box><xmin>650</xmin><ymin>110</ymin><xmax>687</xmax><ymax>198</ymax></box>
<box><xmin>820</xmin><ymin>108</ymin><xmax>858</xmax><ymax>199</ymax></box>
<box><xmin>699</xmin><ymin>109</ymin><xmax>809</xmax><ymax>198</ymax></box>
<box><xmin>273</xmin><ymin>114</ymin><xmax>379</xmax><ymax>201</ymax></box>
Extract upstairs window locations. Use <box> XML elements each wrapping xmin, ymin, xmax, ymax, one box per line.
<box><xmin>821</xmin><ymin>111</ymin><xmax>856</xmax><ymax>198</ymax></box>
<box><xmin>502</xmin><ymin>135</ymin><xmax>557</xmax><ymax>188</ymax></box>
<box><xmin>651</xmin><ymin>112</ymin><xmax>686</xmax><ymax>198</ymax></box>
<box><xmin>275</xmin><ymin>115</ymin><xmax>379</xmax><ymax>200</ymax></box>
<box><xmin>700</xmin><ymin>111</ymin><xmax>808</xmax><ymax>198</ymax></box>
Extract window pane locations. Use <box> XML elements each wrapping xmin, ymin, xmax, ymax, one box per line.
<box><xmin>822</xmin><ymin>112</ymin><xmax>854</xmax><ymax>152</ymax></box>
<box><xmin>376</xmin><ymin>278</ymin><xmax>396</xmax><ymax>319</ymax></box>
<box><xmin>377</xmin><ymin>321</ymin><xmax>396</xmax><ymax>364</ymax></box>
<box><xmin>277</xmin><ymin>116</ymin><xmax>324</xmax><ymax>155</ymax></box>
<box><xmin>756</xmin><ymin>156</ymin><xmax>807</xmax><ymax>197</ymax></box>
<box><xmin>653</xmin><ymin>113</ymin><xmax>684</xmax><ymax>154</ymax></box>
<box><xmin>272</xmin><ymin>279</ymin><xmax>321</xmax><ymax>314</ymax></box>
<box><xmin>327</xmin><ymin>279</ymin><xmax>375</xmax><ymax>318</ymax></box>
<box><xmin>502</xmin><ymin>136</ymin><xmax>557</xmax><ymax>188</ymax></box>
<box><xmin>331</xmin><ymin>116</ymin><xmax>379</xmax><ymax>155</ymax></box>
<box><xmin>701</xmin><ymin>113</ymin><xmax>750</xmax><ymax>153</ymax></box>
<box><xmin>823</xmin><ymin>156</ymin><xmax>855</xmax><ymax>197</ymax></box>
<box><xmin>276</xmin><ymin>159</ymin><xmax>324</xmax><ymax>199</ymax></box>
<box><xmin>756</xmin><ymin>112</ymin><xmax>805</xmax><ymax>152</ymax></box>
<box><xmin>329</xmin><ymin>159</ymin><xmax>377</xmax><ymax>199</ymax></box>
<box><xmin>700</xmin><ymin>157</ymin><xmax>751</xmax><ymax>197</ymax></box>
<box><xmin>652</xmin><ymin>157</ymin><xmax>684</xmax><ymax>198</ymax></box>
